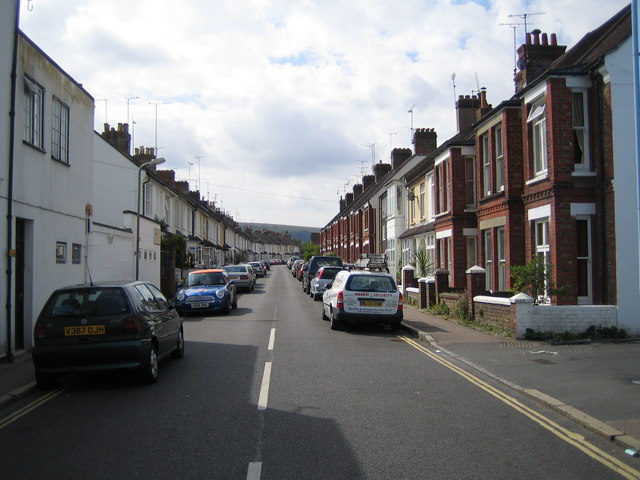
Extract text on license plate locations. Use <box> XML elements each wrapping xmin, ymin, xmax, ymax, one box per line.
<box><xmin>360</xmin><ymin>300</ymin><xmax>383</xmax><ymax>307</ymax></box>
<box><xmin>64</xmin><ymin>325</ymin><xmax>105</xmax><ymax>336</ymax></box>
<box><xmin>191</xmin><ymin>302</ymin><xmax>210</xmax><ymax>308</ymax></box>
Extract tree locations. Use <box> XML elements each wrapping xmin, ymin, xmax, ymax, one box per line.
<box><xmin>301</xmin><ymin>241</ymin><xmax>320</xmax><ymax>261</ymax></box>
<box><xmin>414</xmin><ymin>248</ymin><xmax>434</xmax><ymax>277</ymax></box>
<box><xmin>161</xmin><ymin>233</ymin><xmax>189</xmax><ymax>269</ymax></box>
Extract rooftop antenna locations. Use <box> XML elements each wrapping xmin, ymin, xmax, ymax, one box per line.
<box><xmin>508</xmin><ymin>12</ymin><xmax>545</xmax><ymax>37</ymax></box>
<box><xmin>356</xmin><ymin>159</ymin><xmax>367</xmax><ymax>176</ymax></box>
<box><xmin>383</xmin><ymin>132</ymin><xmax>397</xmax><ymax>160</ymax></box>
<box><xmin>195</xmin><ymin>155</ymin><xmax>206</xmax><ymax>191</ymax></box>
<box><xmin>473</xmin><ymin>72</ymin><xmax>481</xmax><ymax>95</ymax></box>
<box><xmin>187</xmin><ymin>161</ymin><xmax>194</xmax><ymax>186</ymax></box>
<box><xmin>360</xmin><ymin>143</ymin><xmax>377</xmax><ymax>166</ymax></box>
<box><xmin>408</xmin><ymin>106</ymin><xmax>415</xmax><ymax>144</ymax></box>
<box><xmin>500</xmin><ymin>22</ymin><xmax>526</xmax><ymax>74</ymax></box>
<box><xmin>451</xmin><ymin>74</ymin><xmax>456</xmax><ymax>103</ymax></box>
<box><xmin>97</xmin><ymin>99</ymin><xmax>108</xmax><ymax>124</ymax></box>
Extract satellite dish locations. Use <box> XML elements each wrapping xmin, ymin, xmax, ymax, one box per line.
<box><xmin>517</xmin><ymin>58</ymin><xmax>525</xmax><ymax>70</ymax></box>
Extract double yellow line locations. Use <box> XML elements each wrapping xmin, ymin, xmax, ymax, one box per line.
<box><xmin>399</xmin><ymin>336</ymin><xmax>640</xmax><ymax>480</ymax></box>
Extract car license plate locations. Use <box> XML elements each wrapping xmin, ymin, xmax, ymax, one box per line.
<box><xmin>191</xmin><ymin>302</ymin><xmax>210</xmax><ymax>308</ymax></box>
<box><xmin>64</xmin><ymin>325</ymin><xmax>105</xmax><ymax>336</ymax></box>
<box><xmin>360</xmin><ymin>300</ymin><xmax>383</xmax><ymax>307</ymax></box>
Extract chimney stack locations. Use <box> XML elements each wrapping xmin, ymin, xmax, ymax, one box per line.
<box><xmin>412</xmin><ymin>128</ymin><xmax>437</xmax><ymax>155</ymax></box>
<box><xmin>101</xmin><ymin>122</ymin><xmax>131</xmax><ymax>156</ymax></box>
<box><xmin>373</xmin><ymin>161</ymin><xmax>392</xmax><ymax>181</ymax></box>
<box><xmin>391</xmin><ymin>148</ymin><xmax>412</xmax><ymax>169</ymax></box>
<box><xmin>456</xmin><ymin>95</ymin><xmax>481</xmax><ymax>133</ymax></box>
<box><xmin>515</xmin><ymin>30</ymin><xmax>566</xmax><ymax>92</ymax></box>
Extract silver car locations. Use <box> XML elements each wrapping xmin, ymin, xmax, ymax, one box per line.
<box><xmin>309</xmin><ymin>266</ymin><xmax>343</xmax><ymax>301</ymax></box>
<box><xmin>223</xmin><ymin>265</ymin><xmax>256</xmax><ymax>291</ymax></box>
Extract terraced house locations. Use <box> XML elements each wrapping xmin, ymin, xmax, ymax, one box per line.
<box><xmin>320</xmin><ymin>4</ymin><xmax>639</xmax><ymax>335</ymax></box>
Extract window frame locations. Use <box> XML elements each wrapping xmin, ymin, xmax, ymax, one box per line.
<box><xmin>23</xmin><ymin>76</ymin><xmax>44</xmax><ymax>149</ymax></box>
<box><xmin>528</xmin><ymin>102</ymin><xmax>548</xmax><ymax>177</ymax></box>
<box><xmin>484</xmin><ymin>230</ymin><xmax>493</xmax><ymax>291</ymax></box>
<box><xmin>572</xmin><ymin>90</ymin><xmax>590</xmax><ymax>171</ymax></box>
<box><xmin>51</xmin><ymin>96</ymin><xmax>70</xmax><ymax>164</ymax></box>
<box><xmin>482</xmin><ymin>134</ymin><xmax>491</xmax><ymax>196</ymax></box>
<box><xmin>495</xmin><ymin>125</ymin><xmax>504</xmax><ymax>192</ymax></box>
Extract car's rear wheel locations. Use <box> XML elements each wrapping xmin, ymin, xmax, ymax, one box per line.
<box><xmin>140</xmin><ymin>345</ymin><xmax>159</xmax><ymax>384</ymax></box>
<box><xmin>389</xmin><ymin>321</ymin><xmax>402</xmax><ymax>332</ymax></box>
<box><xmin>171</xmin><ymin>327</ymin><xmax>185</xmax><ymax>359</ymax></box>
<box><xmin>321</xmin><ymin>304</ymin><xmax>329</xmax><ymax>320</ymax></box>
<box><xmin>231</xmin><ymin>294</ymin><xmax>238</xmax><ymax>309</ymax></box>
<box><xmin>35</xmin><ymin>371</ymin><xmax>59</xmax><ymax>389</ymax></box>
<box><xmin>329</xmin><ymin>308</ymin><xmax>342</xmax><ymax>330</ymax></box>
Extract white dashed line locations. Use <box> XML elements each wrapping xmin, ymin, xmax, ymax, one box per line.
<box><xmin>257</xmin><ymin>362</ymin><xmax>272</xmax><ymax>411</ymax></box>
<box><xmin>246</xmin><ymin>461</ymin><xmax>262</xmax><ymax>479</ymax></box>
<box><xmin>268</xmin><ymin>328</ymin><xmax>276</xmax><ymax>350</ymax></box>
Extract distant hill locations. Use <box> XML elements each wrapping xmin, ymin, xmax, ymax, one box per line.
<box><xmin>241</xmin><ymin>222</ymin><xmax>320</xmax><ymax>243</ymax></box>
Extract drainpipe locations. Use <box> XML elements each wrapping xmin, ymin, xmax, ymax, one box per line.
<box><xmin>5</xmin><ymin>3</ymin><xmax>20</xmax><ymax>361</ymax></box>
<box><xmin>596</xmin><ymin>75</ymin><xmax>609</xmax><ymax>304</ymax></box>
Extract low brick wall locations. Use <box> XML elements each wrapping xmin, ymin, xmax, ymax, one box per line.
<box><xmin>473</xmin><ymin>297</ymin><xmax>516</xmax><ymax>336</ymax></box>
<box><xmin>473</xmin><ymin>294</ymin><xmax>618</xmax><ymax>339</ymax></box>
<box><xmin>406</xmin><ymin>287</ymin><xmax>420</xmax><ymax>306</ymax></box>
<box><xmin>440</xmin><ymin>292</ymin><xmax>463</xmax><ymax>312</ymax></box>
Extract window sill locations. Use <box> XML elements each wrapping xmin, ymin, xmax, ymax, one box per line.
<box><xmin>526</xmin><ymin>174</ymin><xmax>549</xmax><ymax>186</ymax></box>
<box><xmin>572</xmin><ymin>170</ymin><xmax>596</xmax><ymax>177</ymax></box>
<box><xmin>22</xmin><ymin>140</ymin><xmax>46</xmax><ymax>154</ymax></box>
<box><xmin>51</xmin><ymin>156</ymin><xmax>70</xmax><ymax>167</ymax></box>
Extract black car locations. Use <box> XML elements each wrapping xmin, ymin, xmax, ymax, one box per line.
<box><xmin>302</xmin><ymin>255</ymin><xmax>343</xmax><ymax>293</ymax></box>
<box><xmin>32</xmin><ymin>280</ymin><xmax>184</xmax><ymax>388</ymax></box>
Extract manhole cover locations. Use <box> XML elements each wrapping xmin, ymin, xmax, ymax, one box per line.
<box><xmin>501</xmin><ymin>342</ymin><xmax>538</xmax><ymax>348</ymax></box>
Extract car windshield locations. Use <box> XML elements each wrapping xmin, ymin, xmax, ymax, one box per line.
<box><xmin>45</xmin><ymin>288</ymin><xmax>130</xmax><ymax>317</ymax></box>
<box><xmin>187</xmin><ymin>272</ymin><xmax>226</xmax><ymax>287</ymax></box>
<box><xmin>224</xmin><ymin>266</ymin><xmax>246</xmax><ymax>273</ymax></box>
<box><xmin>347</xmin><ymin>275</ymin><xmax>397</xmax><ymax>293</ymax></box>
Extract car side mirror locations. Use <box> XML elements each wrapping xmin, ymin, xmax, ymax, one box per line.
<box><xmin>326</xmin><ymin>282</ymin><xmax>333</xmax><ymax>289</ymax></box>
<box><xmin>169</xmin><ymin>299</ymin><xmax>178</xmax><ymax>309</ymax></box>
<box><xmin>229</xmin><ymin>280</ymin><xmax>235</xmax><ymax>285</ymax></box>
<box><xmin>177</xmin><ymin>281</ymin><xmax>184</xmax><ymax>288</ymax></box>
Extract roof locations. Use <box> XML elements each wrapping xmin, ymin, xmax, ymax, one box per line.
<box><xmin>549</xmin><ymin>4</ymin><xmax>631</xmax><ymax>73</ymax></box>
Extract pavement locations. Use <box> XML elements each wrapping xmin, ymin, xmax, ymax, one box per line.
<box><xmin>1</xmin><ymin>305</ymin><xmax>639</xmax><ymax>457</ymax></box>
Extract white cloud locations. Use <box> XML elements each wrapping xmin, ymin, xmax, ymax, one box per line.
<box><xmin>19</xmin><ymin>0</ymin><xmax>630</xmax><ymax>227</ymax></box>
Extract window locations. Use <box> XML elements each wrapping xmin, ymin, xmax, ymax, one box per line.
<box><xmin>23</xmin><ymin>77</ymin><xmax>44</xmax><ymax>149</ymax></box>
<box><xmin>72</xmin><ymin>243</ymin><xmax>82</xmax><ymax>264</ymax></box>
<box><xmin>572</xmin><ymin>91</ymin><xmax>590</xmax><ymax>170</ymax></box>
<box><xmin>56</xmin><ymin>242</ymin><xmax>67</xmax><ymax>264</ymax></box>
<box><xmin>465</xmin><ymin>156</ymin><xmax>476</xmax><ymax>207</ymax></box>
<box><xmin>51</xmin><ymin>98</ymin><xmax>69</xmax><ymax>163</ymax></box>
<box><xmin>482</xmin><ymin>134</ymin><xmax>491</xmax><ymax>196</ymax></box>
<box><xmin>495</xmin><ymin>126</ymin><xmax>504</xmax><ymax>191</ymax></box>
<box><xmin>396</xmin><ymin>185</ymin><xmax>403</xmax><ymax>216</ymax></box>
<box><xmin>466</xmin><ymin>236</ymin><xmax>477</xmax><ymax>269</ymax></box>
<box><xmin>576</xmin><ymin>218</ymin><xmax>592</xmax><ymax>302</ymax></box>
<box><xmin>427</xmin><ymin>173</ymin><xmax>435</xmax><ymax>220</ymax></box>
<box><xmin>534</xmin><ymin>218</ymin><xmax>550</xmax><ymax>301</ymax></box>
<box><xmin>497</xmin><ymin>227</ymin><xmax>506</xmax><ymax>291</ymax></box>
<box><xmin>484</xmin><ymin>230</ymin><xmax>493</xmax><ymax>290</ymax></box>
<box><xmin>528</xmin><ymin>102</ymin><xmax>547</xmax><ymax>176</ymax></box>
<box><xmin>144</xmin><ymin>183</ymin><xmax>153</xmax><ymax>216</ymax></box>
<box><xmin>419</xmin><ymin>183</ymin><xmax>425</xmax><ymax>218</ymax></box>
<box><xmin>164</xmin><ymin>196</ymin><xmax>172</xmax><ymax>226</ymax></box>
<box><xmin>436</xmin><ymin>162</ymin><xmax>449</xmax><ymax>213</ymax></box>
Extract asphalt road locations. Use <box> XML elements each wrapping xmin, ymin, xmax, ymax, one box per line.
<box><xmin>0</xmin><ymin>265</ymin><xmax>638</xmax><ymax>479</ymax></box>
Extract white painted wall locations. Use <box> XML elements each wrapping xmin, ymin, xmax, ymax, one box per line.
<box><xmin>10</xmin><ymin>34</ymin><xmax>95</xmax><ymax>352</ymax></box>
<box><xmin>0</xmin><ymin>0</ymin><xmax>19</xmax><ymax>357</ymax></box>
<box><xmin>605</xmin><ymin>37</ymin><xmax>640</xmax><ymax>334</ymax></box>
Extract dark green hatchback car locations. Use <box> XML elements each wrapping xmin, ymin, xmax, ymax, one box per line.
<box><xmin>32</xmin><ymin>280</ymin><xmax>184</xmax><ymax>388</ymax></box>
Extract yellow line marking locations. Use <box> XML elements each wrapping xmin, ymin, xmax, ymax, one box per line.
<box><xmin>399</xmin><ymin>336</ymin><xmax>640</xmax><ymax>480</ymax></box>
<box><xmin>0</xmin><ymin>385</ymin><xmax>68</xmax><ymax>430</ymax></box>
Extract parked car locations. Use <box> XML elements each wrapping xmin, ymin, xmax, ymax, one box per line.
<box><xmin>322</xmin><ymin>270</ymin><xmax>403</xmax><ymax>331</ymax></box>
<box><xmin>296</xmin><ymin>262</ymin><xmax>307</xmax><ymax>282</ymax></box>
<box><xmin>248</xmin><ymin>261</ymin><xmax>266</xmax><ymax>278</ymax></box>
<box><xmin>303</xmin><ymin>256</ymin><xmax>343</xmax><ymax>293</ymax></box>
<box><xmin>309</xmin><ymin>266</ymin><xmax>343</xmax><ymax>301</ymax></box>
<box><xmin>261</xmin><ymin>260</ymin><xmax>271</xmax><ymax>271</ymax></box>
<box><xmin>174</xmin><ymin>269</ymin><xmax>237</xmax><ymax>316</ymax></box>
<box><xmin>287</xmin><ymin>256</ymin><xmax>300</xmax><ymax>268</ymax></box>
<box><xmin>223</xmin><ymin>264</ymin><xmax>256</xmax><ymax>291</ymax></box>
<box><xmin>32</xmin><ymin>280</ymin><xmax>184</xmax><ymax>388</ymax></box>
<box><xmin>291</xmin><ymin>259</ymin><xmax>304</xmax><ymax>277</ymax></box>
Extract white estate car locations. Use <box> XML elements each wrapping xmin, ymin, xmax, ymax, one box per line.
<box><xmin>321</xmin><ymin>270</ymin><xmax>403</xmax><ymax>331</ymax></box>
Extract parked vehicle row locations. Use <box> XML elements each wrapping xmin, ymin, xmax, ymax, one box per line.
<box><xmin>31</xmin><ymin>261</ymin><xmax>274</xmax><ymax>389</ymax></box>
<box><xmin>292</xmin><ymin>255</ymin><xmax>403</xmax><ymax>333</ymax></box>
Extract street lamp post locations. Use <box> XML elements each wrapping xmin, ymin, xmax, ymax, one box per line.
<box><xmin>136</xmin><ymin>157</ymin><xmax>165</xmax><ymax>280</ymax></box>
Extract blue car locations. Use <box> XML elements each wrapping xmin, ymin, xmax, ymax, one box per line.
<box><xmin>174</xmin><ymin>269</ymin><xmax>237</xmax><ymax>315</ymax></box>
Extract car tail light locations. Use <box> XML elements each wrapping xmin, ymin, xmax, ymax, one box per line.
<box><xmin>34</xmin><ymin>321</ymin><xmax>46</xmax><ymax>339</ymax></box>
<box><xmin>124</xmin><ymin>316</ymin><xmax>144</xmax><ymax>334</ymax></box>
<box><xmin>240</xmin><ymin>275</ymin><xmax>248</xmax><ymax>280</ymax></box>
<box><xmin>337</xmin><ymin>291</ymin><xmax>344</xmax><ymax>309</ymax></box>
<box><xmin>398</xmin><ymin>292</ymin><xmax>403</xmax><ymax>311</ymax></box>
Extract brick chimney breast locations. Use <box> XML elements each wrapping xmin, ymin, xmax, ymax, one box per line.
<box><xmin>456</xmin><ymin>95</ymin><xmax>481</xmax><ymax>133</ymax></box>
<box><xmin>362</xmin><ymin>174</ymin><xmax>375</xmax><ymax>190</ymax></box>
<box><xmin>373</xmin><ymin>161</ymin><xmax>392</xmax><ymax>181</ymax></box>
<box><xmin>514</xmin><ymin>30</ymin><xmax>566</xmax><ymax>92</ymax></box>
<box><xmin>391</xmin><ymin>148</ymin><xmax>413</xmax><ymax>169</ymax></box>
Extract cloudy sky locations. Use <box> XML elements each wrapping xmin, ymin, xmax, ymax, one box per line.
<box><xmin>19</xmin><ymin>0</ymin><xmax>629</xmax><ymax>228</ymax></box>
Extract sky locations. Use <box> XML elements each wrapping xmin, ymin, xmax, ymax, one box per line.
<box><xmin>18</xmin><ymin>0</ymin><xmax>630</xmax><ymax>228</ymax></box>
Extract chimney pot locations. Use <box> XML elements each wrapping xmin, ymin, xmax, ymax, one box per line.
<box><xmin>550</xmin><ymin>33</ymin><xmax>557</xmax><ymax>45</ymax></box>
<box><xmin>541</xmin><ymin>33</ymin><xmax>548</xmax><ymax>45</ymax></box>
